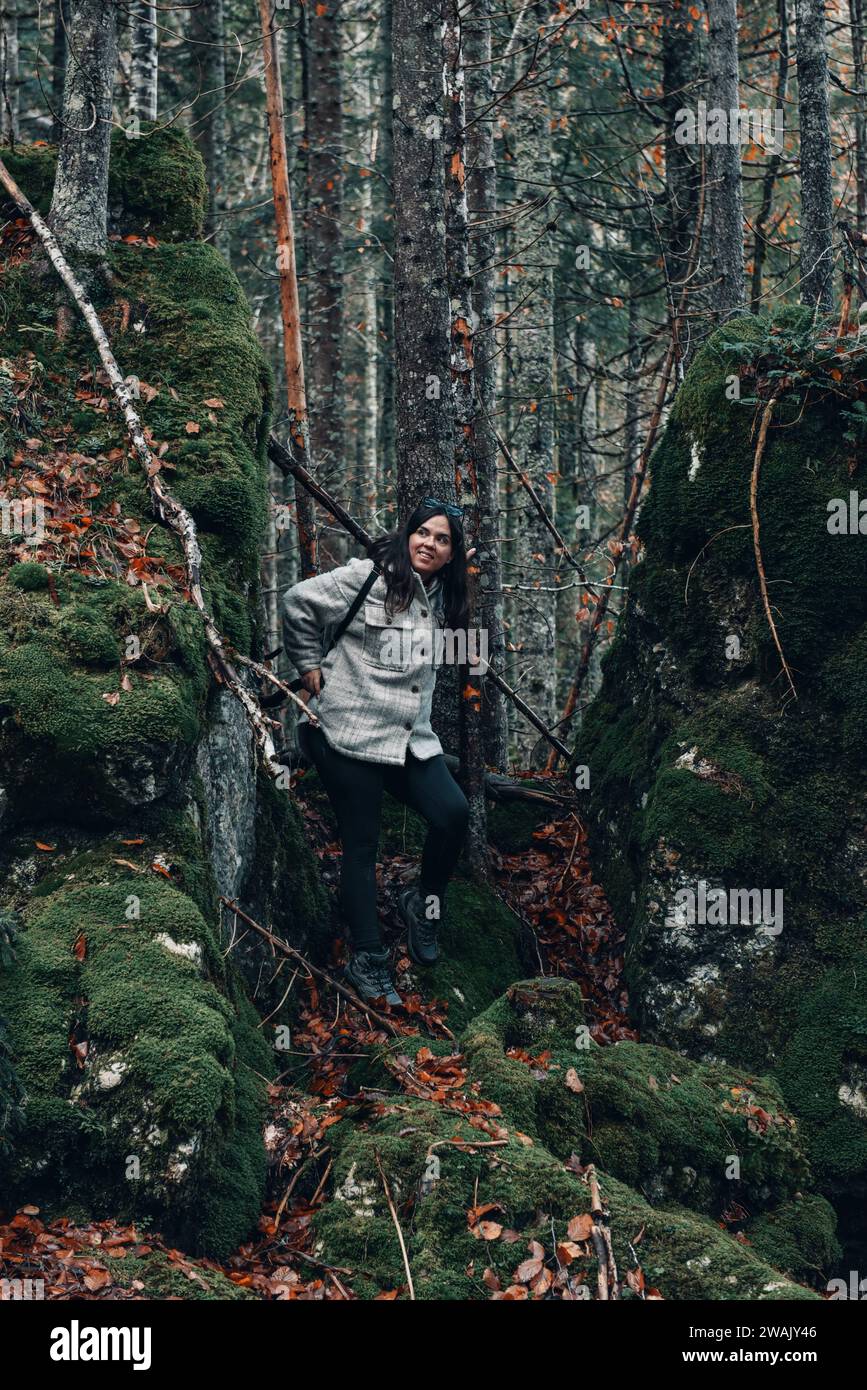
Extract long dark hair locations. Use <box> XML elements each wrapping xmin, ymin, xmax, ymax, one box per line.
<box><xmin>370</xmin><ymin>501</ymin><xmax>469</xmax><ymax>629</ymax></box>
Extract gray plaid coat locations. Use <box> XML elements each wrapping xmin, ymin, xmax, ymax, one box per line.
<box><xmin>281</xmin><ymin>557</ymin><xmax>445</xmax><ymax>764</ymax></box>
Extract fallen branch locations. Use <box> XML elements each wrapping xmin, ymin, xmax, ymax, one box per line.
<box><xmin>750</xmin><ymin>385</ymin><xmax>798</xmax><ymax>706</ymax></box>
<box><xmin>587</xmin><ymin>1164</ymin><xmax>620</xmax><ymax>1301</ymax></box>
<box><xmin>0</xmin><ymin>156</ymin><xmax>313</xmax><ymax>784</ymax></box>
<box><xmin>219</xmin><ymin>897</ymin><xmax>407</xmax><ymax>1037</ymax></box>
<box><xmin>374</xmin><ymin>1148</ymin><xmax>416</xmax><ymax>1301</ymax></box>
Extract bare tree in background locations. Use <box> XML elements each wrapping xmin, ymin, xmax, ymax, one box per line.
<box><xmin>0</xmin><ymin>0</ymin><xmax>19</xmax><ymax>142</ymax></box>
<box><xmin>189</xmin><ymin>0</ymin><xmax>228</xmax><ymax>252</ymax></box>
<box><xmin>705</xmin><ymin>0</ymin><xmax>745</xmax><ymax>320</ymax></box>
<box><xmin>130</xmin><ymin>0</ymin><xmax>157</xmax><ymax>124</ymax></box>
<box><xmin>391</xmin><ymin>0</ymin><xmax>455</xmax><ymax>519</ymax></box>
<box><xmin>796</xmin><ymin>0</ymin><xmax>834</xmax><ymax>310</ymax></box>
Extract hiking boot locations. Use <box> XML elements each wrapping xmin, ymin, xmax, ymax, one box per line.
<box><xmin>345</xmin><ymin>947</ymin><xmax>402</xmax><ymax>1006</ymax></box>
<box><xmin>399</xmin><ymin>886</ymin><xmax>440</xmax><ymax>966</ymax></box>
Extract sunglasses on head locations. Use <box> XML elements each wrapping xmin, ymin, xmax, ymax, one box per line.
<box><xmin>421</xmin><ymin>497</ymin><xmax>463</xmax><ymax>521</ymax></box>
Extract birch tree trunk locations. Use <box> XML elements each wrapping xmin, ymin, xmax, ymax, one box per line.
<box><xmin>706</xmin><ymin>0</ymin><xmax>745</xmax><ymax>320</ymax></box>
<box><xmin>129</xmin><ymin>0</ymin><xmax>158</xmax><ymax>124</ymax></box>
<box><xmin>0</xmin><ymin>0</ymin><xmax>20</xmax><ymax>144</ymax></box>
<box><xmin>49</xmin><ymin>0</ymin><xmax>118</xmax><ymax>263</ymax></box>
<box><xmin>392</xmin><ymin>0</ymin><xmax>455</xmax><ymax>518</ymax></box>
<box><xmin>189</xmin><ymin>0</ymin><xmax>227</xmax><ymax>253</ymax></box>
<box><xmin>795</xmin><ymin>0</ymin><xmax>834</xmax><ymax>310</ymax></box>
<box><xmin>306</xmin><ymin>0</ymin><xmax>345</xmax><ymax>552</ymax></box>
<box><xmin>467</xmin><ymin>0</ymin><xmax>507</xmax><ymax>769</ymax></box>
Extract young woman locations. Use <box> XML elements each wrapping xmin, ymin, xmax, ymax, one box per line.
<box><xmin>282</xmin><ymin>500</ymin><xmax>473</xmax><ymax>1005</ymax></box>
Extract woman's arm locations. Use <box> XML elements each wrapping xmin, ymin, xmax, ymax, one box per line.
<box><xmin>281</xmin><ymin>560</ymin><xmax>373</xmax><ymax>679</ymax></box>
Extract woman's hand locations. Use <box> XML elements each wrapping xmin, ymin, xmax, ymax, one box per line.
<box><xmin>301</xmin><ymin>668</ymin><xmax>322</xmax><ymax>699</ymax></box>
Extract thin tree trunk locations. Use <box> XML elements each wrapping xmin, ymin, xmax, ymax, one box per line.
<box><xmin>795</xmin><ymin>0</ymin><xmax>834</xmax><ymax>310</ymax></box>
<box><xmin>0</xmin><ymin>0</ymin><xmax>19</xmax><ymax>144</ymax></box>
<box><xmin>52</xmin><ymin>0</ymin><xmax>71</xmax><ymax>145</ymax></box>
<box><xmin>852</xmin><ymin>0</ymin><xmax>867</xmax><ymax>236</ymax></box>
<box><xmin>348</xmin><ymin>7</ymin><xmax>380</xmax><ymax>528</ymax></box>
<box><xmin>189</xmin><ymin>0</ymin><xmax>227</xmax><ymax>253</ymax></box>
<box><xmin>504</xmin><ymin>2</ymin><xmax>558</xmax><ymax>764</ymax></box>
<box><xmin>306</xmin><ymin>0</ymin><xmax>344</xmax><ymax>560</ymax></box>
<box><xmin>445</xmin><ymin>0</ymin><xmax>487</xmax><ymax>875</ymax></box>
<box><xmin>751</xmin><ymin>0</ymin><xmax>789</xmax><ymax>311</ymax></box>
<box><xmin>662</xmin><ymin>0</ymin><xmax>701</xmax><ymax>357</ymax></box>
<box><xmin>49</xmin><ymin>0</ymin><xmax>118</xmax><ymax>263</ymax></box>
<box><xmin>258</xmin><ymin>0</ymin><xmax>318</xmax><ymax>576</ymax></box>
<box><xmin>129</xmin><ymin>0</ymin><xmax>158</xmax><ymax>124</ymax></box>
<box><xmin>377</xmin><ymin>0</ymin><xmax>395</xmax><ymax>513</ymax></box>
<box><xmin>467</xmin><ymin>0</ymin><xmax>507</xmax><ymax>769</ymax></box>
<box><xmin>706</xmin><ymin>0</ymin><xmax>745</xmax><ymax>320</ymax></box>
<box><xmin>392</xmin><ymin>0</ymin><xmax>455</xmax><ymax>519</ymax></box>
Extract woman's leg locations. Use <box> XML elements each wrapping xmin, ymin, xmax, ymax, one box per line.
<box><xmin>304</xmin><ymin>725</ymin><xmax>385</xmax><ymax>951</ymax></box>
<box><xmin>384</xmin><ymin>753</ymin><xmax>470</xmax><ymax>910</ymax></box>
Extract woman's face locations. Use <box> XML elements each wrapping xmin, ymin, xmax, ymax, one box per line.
<box><xmin>408</xmin><ymin>513</ymin><xmax>454</xmax><ymax>578</ymax></box>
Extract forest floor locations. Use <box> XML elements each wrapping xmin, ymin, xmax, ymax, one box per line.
<box><xmin>0</xmin><ymin>779</ymin><xmax>632</xmax><ymax>1301</ymax></box>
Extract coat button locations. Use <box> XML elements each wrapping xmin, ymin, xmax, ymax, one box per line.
<box><xmin>411</xmin><ymin>685</ymin><xmax>419</xmax><ymax>693</ymax></box>
<box><xmin>420</xmin><ymin>609</ymin><xmax>427</xmax><ymax>617</ymax></box>
<box><xmin>404</xmin><ymin>721</ymin><xmax>412</xmax><ymax>730</ymax></box>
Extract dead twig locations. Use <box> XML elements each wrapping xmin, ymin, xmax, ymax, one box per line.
<box><xmin>374</xmin><ymin>1148</ymin><xmax>415</xmax><ymax>1301</ymax></box>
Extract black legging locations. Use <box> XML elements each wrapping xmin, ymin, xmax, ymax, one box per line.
<box><xmin>304</xmin><ymin>723</ymin><xmax>470</xmax><ymax>952</ymax></box>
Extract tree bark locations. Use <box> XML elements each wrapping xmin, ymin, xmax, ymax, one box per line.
<box><xmin>49</xmin><ymin>0</ymin><xmax>118</xmax><ymax>263</ymax></box>
<box><xmin>795</xmin><ymin>0</ymin><xmax>834</xmax><ymax>310</ymax></box>
<box><xmin>662</xmin><ymin>0</ymin><xmax>701</xmax><ymax>355</ymax></box>
<box><xmin>258</xmin><ymin>0</ymin><xmax>318</xmax><ymax>576</ymax></box>
<box><xmin>347</xmin><ymin>6</ymin><xmax>380</xmax><ymax>529</ymax></box>
<box><xmin>306</xmin><ymin>0</ymin><xmax>345</xmax><ymax>556</ymax></box>
<box><xmin>392</xmin><ymin>0</ymin><xmax>455</xmax><ymax>520</ymax></box>
<box><xmin>467</xmin><ymin>0</ymin><xmax>507</xmax><ymax>769</ymax></box>
<box><xmin>706</xmin><ymin>0</ymin><xmax>745</xmax><ymax>320</ymax></box>
<box><xmin>52</xmin><ymin>0</ymin><xmax>71</xmax><ymax>145</ymax></box>
<box><xmin>129</xmin><ymin>0</ymin><xmax>158</xmax><ymax>124</ymax></box>
<box><xmin>189</xmin><ymin>0</ymin><xmax>227</xmax><ymax>253</ymax></box>
<box><xmin>0</xmin><ymin>0</ymin><xmax>19</xmax><ymax>144</ymax></box>
<box><xmin>851</xmin><ymin>0</ymin><xmax>867</xmax><ymax>236</ymax></box>
<box><xmin>751</xmin><ymin>0</ymin><xmax>789</xmax><ymax>311</ymax></box>
<box><xmin>444</xmin><ymin>0</ymin><xmax>487</xmax><ymax>874</ymax></box>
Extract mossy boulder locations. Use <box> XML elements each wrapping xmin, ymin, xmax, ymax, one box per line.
<box><xmin>1</xmin><ymin>126</ymin><xmax>205</xmax><ymax>241</ymax></box>
<box><xmin>579</xmin><ymin>311</ymin><xmax>867</xmax><ymax>1264</ymax></box>
<box><xmin>0</xmin><ymin>136</ymin><xmax>327</xmax><ymax>1258</ymax></box>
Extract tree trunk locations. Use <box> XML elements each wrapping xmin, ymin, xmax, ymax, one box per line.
<box><xmin>751</xmin><ymin>0</ymin><xmax>789</xmax><ymax>311</ymax></box>
<box><xmin>503</xmin><ymin>3</ymin><xmax>558</xmax><ymax>764</ymax></box>
<box><xmin>467</xmin><ymin>0</ymin><xmax>507</xmax><ymax>769</ymax></box>
<box><xmin>52</xmin><ymin>0</ymin><xmax>70</xmax><ymax>145</ymax></box>
<box><xmin>258</xmin><ymin>0</ymin><xmax>318</xmax><ymax>576</ymax></box>
<box><xmin>348</xmin><ymin>8</ymin><xmax>380</xmax><ymax>529</ymax></box>
<box><xmin>306</xmin><ymin>0</ymin><xmax>345</xmax><ymax>561</ymax></box>
<box><xmin>444</xmin><ymin>0</ymin><xmax>487</xmax><ymax>874</ymax></box>
<box><xmin>851</xmin><ymin>0</ymin><xmax>867</xmax><ymax>237</ymax></box>
<box><xmin>795</xmin><ymin>0</ymin><xmax>834</xmax><ymax>310</ymax></box>
<box><xmin>706</xmin><ymin>0</ymin><xmax>744</xmax><ymax>321</ymax></box>
<box><xmin>392</xmin><ymin>0</ymin><xmax>455</xmax><ymax>520</ymax></box>
<box><xmin>129</xmin><ymin>0</ymin><xmax>158</xmax><ymax>124</ymax></box>
<box><xmin>0</xmin><ymin>0</ymin><xmax>20</xmax><ymax>144</ymax></box>
<box><xmin>189</xmin><ymin>0</ymin><xmax>227</xmax><ymax>253</ymax></box>
<box><xmin>49</xmin><ymin>0</ymin><xmax>118</xmax><ymax>263</ymax></box>
<box><xmin>662</xmin><ymin>0</ymin><xmax>701</xmax><ymax>357</ymax></box>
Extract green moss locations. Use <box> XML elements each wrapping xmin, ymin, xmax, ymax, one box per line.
<box><xmin>0</xmin><ymin>872</ymin><xmax>271</xmax><ymax>1258</ymax></box>
<box><xmin>7</xmin><ymin>562</ymin><xmax>49</xmax><ymax>592</ymax></box>
<box><xmin>107</xmin><ymin>124</ymin><xmax>205</xmax><ymax>240</ymax></box>
<box><xmin>747</xmin><ymin>1196</ymin><xmax>841</xmax><ymax>1282</ymax></box>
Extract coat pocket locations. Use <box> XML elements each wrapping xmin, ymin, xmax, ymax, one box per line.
<box><xmin>361</xmin><ymin>600</ymin><xmax>412</xmax><ymax>670</ymax></box>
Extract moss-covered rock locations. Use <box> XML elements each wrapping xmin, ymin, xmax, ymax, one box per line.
<box><xmin>579</xmin><ymin>311</ymin><xmax>867</xmax><ymax>1264</ymax></box>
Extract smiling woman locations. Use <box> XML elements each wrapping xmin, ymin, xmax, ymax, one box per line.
<box><xmin>281</xmin><ymin>500</ymin><xmax>474</xmax><ymax>1005</ymax></box>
